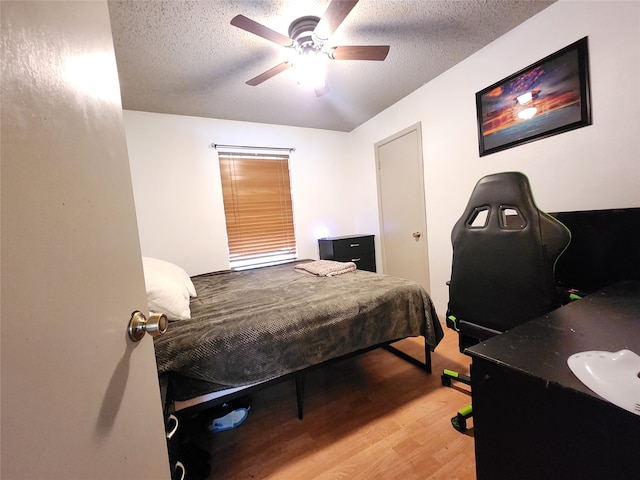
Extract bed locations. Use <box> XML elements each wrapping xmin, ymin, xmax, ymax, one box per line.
<box><xmin>150</xmin><ymin>259</ymin><xmax>443</xmax><ymax>417</ymax></box>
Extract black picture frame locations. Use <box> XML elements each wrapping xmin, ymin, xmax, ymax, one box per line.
<box><xmin>476</xmin><ymin>37</ymin><xmax>592</xmax><ymax>157</ymax></box>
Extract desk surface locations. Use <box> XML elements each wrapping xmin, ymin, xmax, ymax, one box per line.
<box><xmin>467</xmin><ymin>280</ymin><xmax>640</xmax><ymax>401</ymax></box>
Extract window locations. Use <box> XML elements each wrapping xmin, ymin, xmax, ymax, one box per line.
<box><xmin>218</xmin><ymin>148</ymin><xmax>297</xmax><ymax>269</ymax></box>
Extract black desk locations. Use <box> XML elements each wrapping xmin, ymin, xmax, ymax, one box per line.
<box><xmin>467</xmin><ymin>281</ymin><xmax>640</xmax><ymax>480</ymax></box>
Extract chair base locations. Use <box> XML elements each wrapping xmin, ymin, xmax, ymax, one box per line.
<box><xmin>442</xmin><ymin>369</ymin><xmax>472</xmax><ymax>432</ymax></box>
<box><xmin>451</xmin><ymin>404</ymin><xmax>473</xmax><ymax>432</ymax></box>
<box><xmin>441</xmin><ymin>369</ymin><xmax>471</xmax><ymax>387</ymax></box>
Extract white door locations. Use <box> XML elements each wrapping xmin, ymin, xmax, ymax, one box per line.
<box><xmin>1</xmin><ymin>2</ymin><xmax>170</xmax><ymax>479</ymax></box>
<box><xmin>375</xmin><ymin>124</ymin><xmax>431</xmax><ymax>292</ymax></box>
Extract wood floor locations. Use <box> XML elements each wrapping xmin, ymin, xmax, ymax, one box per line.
<box><xmin>184</xmin><ymin>326</ymin><xmax>476</xmax><ymax>479</ymax></box>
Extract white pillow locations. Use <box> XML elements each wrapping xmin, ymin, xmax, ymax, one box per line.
<box><xmin>142</xmin><ymin>257</ymin><xmax>197</xmax><ymax>320</ymax></box>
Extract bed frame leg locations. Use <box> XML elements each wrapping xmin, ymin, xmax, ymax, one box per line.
<box><xmin>295</xmin><ymin>374</ymin><xmax>305</xmax><ymax>419</ymax></box>
<box><xmin>424</xmin><ymin>338</ymin><xmax>432</xmax><ymax>374</ymax></box>
<box><xmin>383</xmin><ymin>336</ymin><xmax>432</xmax><ymax>373</ymax></box>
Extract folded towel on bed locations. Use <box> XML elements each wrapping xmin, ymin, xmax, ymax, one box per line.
<box><xmin>294</xmin><ymin>260</ymin><xmax>357</xmax><ymax>277</ymax></box>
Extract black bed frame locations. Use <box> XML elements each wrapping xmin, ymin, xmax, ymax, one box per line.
<box><xmin>162</xmin><ymin>335</ymin><xmax>433</xmax><ymax>421</ymax></box>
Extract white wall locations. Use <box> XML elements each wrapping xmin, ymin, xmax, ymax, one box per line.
<box><xmin>351</xmin><ymin>0</ymin><xmax>640</xmax><ymax>315</ymax></box>
<box><xmin>125</xmin><ymin>0</ymin><xmax>640</xmax><ymax>316</ymax></box>
<box><xmin>124</xmin><ymin>111</ymin><xmax>355</xmax><ymax>275</ymax></box>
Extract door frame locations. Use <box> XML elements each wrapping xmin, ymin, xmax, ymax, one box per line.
<box><xmin>374</xmin><ymin>122</ymin><xmax>430</xmax><ymax>290</ymax></box>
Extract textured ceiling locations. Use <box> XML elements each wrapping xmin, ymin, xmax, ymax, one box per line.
<box><xmin>108</xmin><ymin>0</ymin><xmax>554</xmax><ymax>132</ymax></box>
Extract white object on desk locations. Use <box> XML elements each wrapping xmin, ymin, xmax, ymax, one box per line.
<box><xmin>567</xmin><ymin>349</ymin><xmax>640</xmax><ymax>416</ymax></box>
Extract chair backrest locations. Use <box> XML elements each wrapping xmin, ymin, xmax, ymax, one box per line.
<box><xmin>447</xmin><ymin>172</ymin><xmax>570</xmax><ymax>341</ymax></box>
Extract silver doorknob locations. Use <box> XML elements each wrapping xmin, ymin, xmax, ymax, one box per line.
<box><xmin>412</xmin><ymin>231</ymin><xmax>422</xmax><ymax>238</ymax></box>
<box><xmin>128</xmin><ymin>310</ymin><xmax>168</xmax><ymax>342</ymax></box>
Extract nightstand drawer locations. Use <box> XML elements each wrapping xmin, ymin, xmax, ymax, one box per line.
<box><xmin>332</xmin><ymin>239</ymin><xmax>368</xmax><ymax>259</ymax></box>
<box><xmin>318</xmin><ymin>235</ymin><xmax>376</xmax><ymax>272</ymax></box>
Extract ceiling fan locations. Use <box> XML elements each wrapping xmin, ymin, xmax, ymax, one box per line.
<box><xmin>230</xmin><ymin>0</ymin><xmax>390</xmax><ymax>95</ymax></box>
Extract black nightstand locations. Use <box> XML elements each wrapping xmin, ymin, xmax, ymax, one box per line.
<box><xmin>318</xmin><ymin>235</ymin><xmax>376</xmax><ymax>272</ymax></box>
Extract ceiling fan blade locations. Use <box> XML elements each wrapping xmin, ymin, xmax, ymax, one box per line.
<box><xmin>329</xmin><ymin>45</ymin><xmax>390</xmax><ymax>61</ymax></box>
<box><xmin>314</xmin><ymin>0</ymin><xmax>359</xmax><ymax>42</ymax></box>
<box><xmin>231</xmin><ymin>15</ymin><xmax>294</xmax><ymax>47</ymax></box>
<box><xmin>246</xmin><ymin>62</ymin><xmax>292</xmax><ymax>86</ymax></box>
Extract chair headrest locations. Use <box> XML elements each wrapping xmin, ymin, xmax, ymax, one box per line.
<box><xmin>462</xmin><ymin>171</ymin><xmax>536</xmax><ymax>210</ymax></box>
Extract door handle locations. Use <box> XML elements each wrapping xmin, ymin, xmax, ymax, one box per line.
<box><xmin>412</xmin><ymin>231</ymin><xmax>422</xmax><ymax>239</ymax></box>
<box><xmin>128</xmin><ymin>310</ymin><xmax>168</xmax><ymax>342</ymax></box>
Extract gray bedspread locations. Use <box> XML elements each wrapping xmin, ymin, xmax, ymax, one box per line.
<box><xmin>154</xmin><ymin>261</ymin><xmax>442</xmax><ymax>394</ymax></box>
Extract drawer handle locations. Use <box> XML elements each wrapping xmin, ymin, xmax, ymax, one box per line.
<box><xmin>350</xmin><ymin>243</ymin><xmax>360</xmax><ymax>247</ymax></box>
<box><xmin>352</xmin><ymin>258</ymin><xmax>361</xmax><ymax>262</ymax></box>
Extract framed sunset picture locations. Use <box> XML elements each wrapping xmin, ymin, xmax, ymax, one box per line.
<box><xmin>476</xmin><ymin>37</ymin><xmax>592</xmax><ymax>157</ymax></box>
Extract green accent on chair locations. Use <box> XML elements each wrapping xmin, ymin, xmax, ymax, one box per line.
<box><xmin>448</xmin><ymin>315</ymin><xmax>460</xmax><ymax>332</ymax></box>
<box><xmin>443</xmin><ymin>369</ymin><xmax>459</xmax><ymax>378</ymax></box>
<box><xmin>459</xmin><ymin>404</ymin><xmax>473</xmax><ymax>417</ymax></box>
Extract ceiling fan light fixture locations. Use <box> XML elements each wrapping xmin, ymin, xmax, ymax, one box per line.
<box><xmin>288</xmin><ymin>16</ymin><xmax>321</xmax><ymax>49</ymax></box>
<box><xmin>293</xmin><ymin>52</ymin><xmax>327</xmax><ymax>90</ymax></box>
<box><xmin>230</xmin><ymin>1</ymin><xmax>389</xmax><ymax>89</ymax></box>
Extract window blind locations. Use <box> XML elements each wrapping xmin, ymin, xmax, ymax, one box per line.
<box><xmin>218</xmin><ymin>150</ymin><xmax>297</xmax><ymax>269</ymax></box>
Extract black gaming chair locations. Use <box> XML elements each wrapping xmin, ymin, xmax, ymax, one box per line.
<box><xmin>441</xmin><ymin>172</ymin><xmax>571</xmax><ymax>432</ymax></box>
